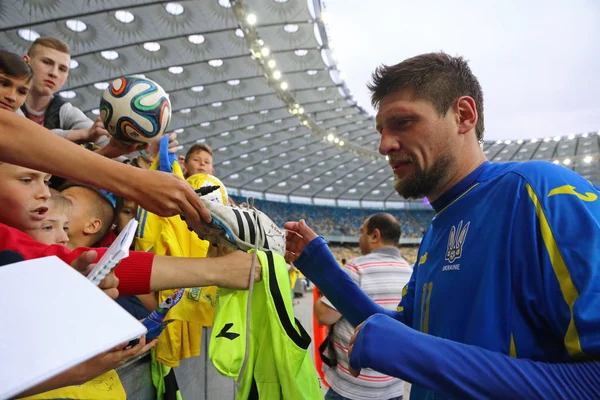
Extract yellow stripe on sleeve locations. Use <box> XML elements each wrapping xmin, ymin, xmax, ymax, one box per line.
<box><xmin>424</xmin><ymin>282</ymin><xmax>433</xmax><ymax>334</ymax></box>
<box><xmin>526</xmin><ymin>184</ymin><xmax>584</xmax><ymax>358</ymax></box>
<box><xmin>510</xmin><ymin>333</ymin><xmax>517</xmax><ymax>358</ymax></box>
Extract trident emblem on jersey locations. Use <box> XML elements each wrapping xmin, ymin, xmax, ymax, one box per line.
<box><xmin>445</xmin><ymin>220</ymin><xmax>470</xmax><ymax>263</ymax></box>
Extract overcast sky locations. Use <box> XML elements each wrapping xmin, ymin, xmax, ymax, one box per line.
<box><xmin>323</xmin><ymin>0</ymin><xmax>600</xmax><ymax>141</ymax></box>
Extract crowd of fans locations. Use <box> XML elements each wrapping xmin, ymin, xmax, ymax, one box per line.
<box><xmin>231</xmin><ymin>196</ymin><xmax>434</xmax><ymax>238</ymax></box>
<box><xmin>0</xmin><ymin>38</ymin><xmax>253</xmax><ymax>397</ymax></box>
<box><xmin>0</xmin><ymin>35</ymin><xmax>432</xmax><ymax>398</ymax></box>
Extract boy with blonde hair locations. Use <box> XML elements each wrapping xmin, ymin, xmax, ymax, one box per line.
<box><xmin>24</xmin><ymin>188</ymin><xmax>72</xmax><ymax>246</ymax></box>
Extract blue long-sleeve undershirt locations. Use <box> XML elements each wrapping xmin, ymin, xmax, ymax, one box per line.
<box><xmin>295</xmin><ymin>237</ymin><xmax>600</xmax><ymax>400</ymax></box>
<box><xmin>351</xmin><ymin>314</ymin><xmax>600</xmax><ymax>400</ymax></box>
<box><xmin>295</xmin><ymin>236</ymin><xmax>396</xmax><ymax>327</ymax></box>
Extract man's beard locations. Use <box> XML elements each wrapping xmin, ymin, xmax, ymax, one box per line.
<box><xmin>393</xmin><ymin>152</ymin><xmax>454</xmax><ymax>199</ymax></box>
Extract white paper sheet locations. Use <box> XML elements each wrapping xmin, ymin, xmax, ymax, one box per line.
<box><xmin>0</xmin><ymin>256</ymin><xmax>147</xmax><ymax>400</ymax></box>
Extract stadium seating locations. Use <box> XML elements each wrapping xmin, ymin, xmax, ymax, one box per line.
<box><xmin>230</xmin><ymin>196</ymin><xmax>433</xmax><ymax>239</ymax></box>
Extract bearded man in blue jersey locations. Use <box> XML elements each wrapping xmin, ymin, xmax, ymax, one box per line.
<box><xmin>284</xmin><ymin>52</ymin><xmax>600</xmax><ymax>399</ymax></box>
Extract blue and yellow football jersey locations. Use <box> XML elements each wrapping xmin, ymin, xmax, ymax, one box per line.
<box><xmin>297</xmin><ymin>160</ymin><xmax>600</xmax><ymax>399</ymax></box>
<box><xmin>403</xmin><ymin>161</ymin><xmax>600</xmax><ymax>359</ymax></box>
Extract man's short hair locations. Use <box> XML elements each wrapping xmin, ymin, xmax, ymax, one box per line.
<box><xmin>0</xmin><ymin>50</ymin><xmax>33</xmax><ymax>82</ymax></box>
<box><xmin>368</xmin><ymin>52</ymin><xmax>485</xmax><ymax>141</ymax></box>
<box><xmin>185</xmin><ymin>143</ymin><xmax>213</xmax><ymax>163</ymax></box>
<box><xmin>366</xmin><ymin>213</ymin><xmax>402</xmax><ymax>245</ymax></box>
<box><xmin>60</xmin><ymin>182</ymin><xmax>115</xmax><ymax>244</ymax></box>
<box><xmin>27</xmin><ymin>36</ymin><xmax>70</xmax><ymax>57</ymax></box>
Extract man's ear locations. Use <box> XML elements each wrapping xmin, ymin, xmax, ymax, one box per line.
<box><xmin>455</xmin><ymin>96</ymin><xmax>477</xmax><ymax>135</ymax></box>
<box><xmin>83</xmin><ymin>218</ymin><xmax>102</xmax><ymax>236</ymax></box>
<box><xmin>371</xmin><ymin>228</ymin><xmax>381</xmax><ymax>243</ymax></box>
<box><xmin>23</xmin><ymin>55</ymin><xmax>31</xmax><ymax>63</ymax></box>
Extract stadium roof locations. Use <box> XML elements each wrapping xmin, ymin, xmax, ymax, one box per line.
<box><xmin>2</xmin><ymin>0</ymin><xmax>599</xmax><ymax>207</ymax></box>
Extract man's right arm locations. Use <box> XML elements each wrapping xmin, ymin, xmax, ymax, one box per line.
<box><xmin>0</xmin><ymin>111</ymin><xmax>210</xmax><ymax>222</ymax></box>
<box><xmin>148</xmin><ymin>250</ymin><xmax>259</xmax><ymax>292</ymax></box>
<box><xmin>294</xmin><ymin>236</ymin><xmax>397</xmax><ymax>326</ymax></box>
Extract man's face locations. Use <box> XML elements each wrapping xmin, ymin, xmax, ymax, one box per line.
<box><xmin>61</xmin><ymin>187</ymin><xmax>92</xmax><ymax>249</ymax></box>
<box><xmin>0</xmin><ymin>164</ymin><xmax>51</xmax><ymax>231</ymax></box>
<box><xmin>186</xmin><ymin>150</ymin><xmax>214</xmax><ymax>176</ymax></box>
<box><xmin>376</xmin><ymin>89</ymin><xmax>457</xmax><ymax>199</ymax></box>
<box><xmin>116</xmin><ymin>198</ymin><xmax>137</xmax><ymax>234</ymax></box>
<box><xmin>25</xmin><ymin>207</ymin><xmax>70</xmax><ymax>246</ymax></box>
<box><xmin>0</xmin><ymin>73</ymin><xmax>32</xmax><ymax>112</ymax></box>
<box><xmin>358</xmin><ymin>220</ymin><xmax>371</xmax><ymax>255</ymax></box>
<box><xmin>25</xmin><ymin>46</ymin><xmax>70</xmax><ymax>96</ymax></box>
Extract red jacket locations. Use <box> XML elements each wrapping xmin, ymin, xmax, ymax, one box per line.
<box><xmin>0</xmin><ymin>222</ymin><xmax>153</xmax><ymax>295</ymax></box>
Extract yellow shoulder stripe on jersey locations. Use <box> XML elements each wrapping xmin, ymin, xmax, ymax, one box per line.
<box><xmin>526</xmin><ymin>183</ymin><xmax>584</xmax><ymax>358</ymax></box>
<box><xmin>548</xmin><ymin>185</ymin><xmax>598</xmax><ymax>202</ymax></box>
<box><xmin>436</xmin><ymin>183</ymin><xmax>480</xmax><ymax>216</ymax></box>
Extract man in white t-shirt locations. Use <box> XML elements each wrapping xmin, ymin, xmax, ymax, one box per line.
<box><xmin>315</xmin><ymin>213</ymin><xmax>413</xmax><ymax>400</ymax></box>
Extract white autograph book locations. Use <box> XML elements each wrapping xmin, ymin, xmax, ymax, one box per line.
<box><xmin>0</xmin><ymin>256</ymin><xmax>146</xmax><ymax>400</ymax></box>
<box><xmin>87</xmin><ymin>219</ymin><xmax>138</xmax><ymax>285</ymax></box>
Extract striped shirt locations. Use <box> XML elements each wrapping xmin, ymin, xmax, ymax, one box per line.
<box><xmin>322</xmin><ymin>247</ymin><xmax>413</xmax><ymax>400</ymax></box>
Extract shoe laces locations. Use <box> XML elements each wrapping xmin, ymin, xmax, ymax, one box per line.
<box><xmin>236</xmin><ymin>197</ymin><xmax>260</xmax><ymax>388</ymax></box>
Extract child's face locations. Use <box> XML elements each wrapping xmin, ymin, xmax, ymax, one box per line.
<box><xmin>186</xmin><ymin>150</ymin><xmax>214</xmax><ymax>177</ymax></box>
<box><xmin>116</xmin><ymin>198</ymin><xmax>137</xmax><ymax>234</ymax></box>
<box><xmin>25</xmin><ymin>46</ymin><xmax>70</xmax><ymax>96</ymax></box>
<box><xmin>25</xmin><ymin>207</ymin><xmax>70</xmax><ymax>246</ymax></box>
<box><xmin>0</xmin><ymin>72</ymin><xmax>31</xmax><ymax>112</ymax></box>
<box><xmin>0</xmin><ymin>164</ymin><xmax>51</xmax><ymax>231</ymax></box>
